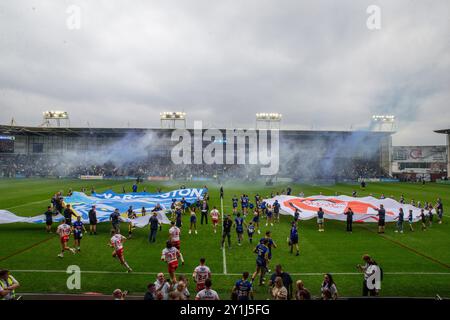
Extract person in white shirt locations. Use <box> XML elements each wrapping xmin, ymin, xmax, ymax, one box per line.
<box><xmin>154</xmin><ymin>273</ymin><xmax>171</xmax><ymax>300</ymax></box>
<box><xmin>357</xmin><ymin>254</ymin><xmax>381</xmax><ymax>296</ymax></box>
<box><xmin>210</xmin><ymin>207</ymin><xmax>220</xmax><ymax>233</ymax></box>
<box><xmin>192</xmin><ymin>257</ymin><xmax>212</xmax><ymax>292</ymax></box>
<box><xmin>109</xmin><ymin>230</ymin><xmax>132</xmax><ymax>272</ymax></box>
<box><xmin>195</xmin><ymin>279</ymin><xmax>219</xmax><ymax>300</ymax></box>
<box><xmin>56</xmin><ymin>220</ymin><xmax>76</xmax><ymax>258</ymax></box>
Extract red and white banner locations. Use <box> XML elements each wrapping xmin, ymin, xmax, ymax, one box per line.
<box><xmin>265</xmin><ymin>195</ymin><xmax>426</xmax><ymax>223</ymax></box>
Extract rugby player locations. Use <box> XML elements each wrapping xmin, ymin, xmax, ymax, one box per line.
<box><xmin>232</xmin><ymin>272</ymin><xmax>253</xmax><ymax>300</ymax></box>
<box><xmin>251</xmin><ymin>238</ymin><xmax>269</xmax><ymax>286</ymax></box>
<box><xmin>161</xmin><ymin>240</ymin><xmax>184</xmax><ymax>283</ymax></box>
<box><xmin>235</xmin><ymin>212</ymin><xmax>247</xmax><ymax>246</ymax></box>
<box><xmin>252</xmin><ymin>208</ymin><xmax>261</xmax><ymax>234</ymax></box>
<box><xmin>169</xmin><ymin>221</ymin><xmax>182</xmax><ymax>250</ymax></box>
<box><xmin>261</xmin><ymin>231</ymin><xmax>277</xmax><ymax>272</ymax></box>
<box><xmin>273</xmin><ymin>200</ymin><xmax>281</xmax><ymax>223</ymax></box>
<box><xmin>210</xmin><ymin>206</ymin><xmax>220</xmax><ymax>233</ymax></box>
<box><xmin>56</xmin><ymin>220</ymin><xmax>76</xmax><ymax>258</ymax></box>
<box><xmin>72</xmin><ymin>215</ymin><xmax>87</xmax><ymax>252</ymax></box>
<box><xmin>289</xmin><ymin>221</ymin><xmax>299</xmax><ymax>256</ymax></box>
<box><xmin>232</xmin><ymin>195</ymin><xmax>239</xmax><ymax>214</ymax></box>
<box><xmin>247</xmin><ymin>221</ymin><xmax>255</xmax><ymax>243</ymax></box>
<box><xmin>265</xmin><ymin>204</ymin><xmax>274</xmax><ymax>227</ymax></box>
<box><xmin>192</xmin><ymin>257</ymin><xmax>211</xmax><ymax>292</ymax></box>
<box><xmin>195</xmin><ymin>279</ymin><xmax>219</xmax><ymax>300</ymax></box>
<box><xmin>109</xmin><ymin>230</ymin><xmax>132</xmax><ymax>272</ymax></box>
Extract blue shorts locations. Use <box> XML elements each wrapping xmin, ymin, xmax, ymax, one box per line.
<box><xmin>236</xmin><ymin>227</ymin><xmax>243</xmax><ymax>234</ymax></box>
<box><xmin>256</xmin><ymin>258</ymin><xmax>266</xmax><ymax>268</ymax></box>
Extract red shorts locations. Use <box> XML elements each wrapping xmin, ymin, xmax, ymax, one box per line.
<box><xmin>172</xmin><ymin>241</ymin><xmax>180</xmax><ymax>250</ymax></box>
<box><xmin>60</xmin><ymin>236</ymin><xmax>69</xmax><ymax>245</ymax></box>
<box><xmin>196</xmin><ymin>282</ymin><xmax>206</xmax><ymax>292</ymax></box>
<box><xmin>168</xmin><ymin>261</ymin><xmax>178</xmax><ymax>273</ymax></box>
<box><xmin>115</xmin><ymin>248</ymin><xmax>124</xmax><ymax>259</ymax></box>
<box><xmin>212</xmin><ymin>219</ymin><xmax>219</xmax><ymax>225</ymax></box>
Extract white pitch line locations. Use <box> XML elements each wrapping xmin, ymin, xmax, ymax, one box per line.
<box><xmin>9</xmin><ymin>269</ymin><xmax>450</xmax><ymax>276</ymax></box>
<box><xmin>221</xmin><ymin>196</ymin><xmax>227</xmax><ymax>275</ymax></box>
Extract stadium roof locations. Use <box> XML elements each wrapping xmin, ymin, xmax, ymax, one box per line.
<box><xmin>0</xmin><ymin>124</ymin><xmax>393</xmax><ymax>137</ymax></box>
<box><xmin>434</xmin><ymin>129</ymin><xmax>450</xmax><ymax>134</ymax></box>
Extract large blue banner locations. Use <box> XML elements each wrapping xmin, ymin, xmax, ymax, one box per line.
<box><xmin>0</xmin><ymin>188</ymin><xmax>207</xmax><ymax>226</ymax></box>
<box><xmin>65</xmin><ymin>188</ymin><xmax>207</xmax><ymax>223</ymax></box>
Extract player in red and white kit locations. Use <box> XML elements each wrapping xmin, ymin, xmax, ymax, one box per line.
<box><xmin>161</xmin><ymin>240</ymin><xmax>184</xmax><ymax>283</ymax></box>
<box><xmin>210</xmin><ymin>207</ymin><xmax>220</xmax><ymax>233</ymax></box>
<box><xmin>169</xmin><ymin>221</ymin><xmax>181</xmax><ymax>250</ymax></box>
<box><xmin>109</xmin><ymin>230</ymin><xmax>132</xmax><ymax>273</ymax></box>
<box><xmin>192</xmin><ymin>257</ymin><xmax>211</xmax><ymax>292</ymax></box>
<box><xmin>56</xmin><ymin>220</ymin><xmax>76</xmax><ymax>258</ymax></box>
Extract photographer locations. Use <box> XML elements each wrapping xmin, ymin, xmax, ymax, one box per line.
<box><xmin>0</xmin><ymin>270</ymin><xmax>20</xmax><ymax>300</ymax></box>
<box><xmin>357</xmin><ymin>254</ymin><xmax>382</xmax><ymax>296</ymax></box>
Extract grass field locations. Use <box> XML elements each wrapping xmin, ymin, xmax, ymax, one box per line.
<box><xmin>0</xmin><ymin>178</ymin><xmax>449</xmax><ymax>299</ymax></box>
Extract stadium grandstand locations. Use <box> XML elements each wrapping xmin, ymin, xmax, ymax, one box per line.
<box><xmin>0</xmin><ymin>124</ymin><xmax>391</xmax><ymax>182</ymax></box>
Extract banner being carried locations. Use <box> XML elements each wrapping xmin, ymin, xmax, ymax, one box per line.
<box><xmin>264</xmin><ymin>195</ymin><xmax>425</xmax><ymax>222</ymax></box>
<box><xmin>0</xmin><ymin>188</ymin><xmax>207</xmax><ymax>227</ymax></box>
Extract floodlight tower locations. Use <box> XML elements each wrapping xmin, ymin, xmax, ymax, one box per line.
<box><xmin>41</xmin><ymin>111</ymin><xmax>70</xmax><ymax>127</ymax></box>
<box><xmin>371</xmin><ymin>115</ymin><xmax>396</xmax><ymax>132</ymax></box>
<box><xmin>256</xmin><ymin>113</ymin><xmax>282</xmax><ymax>129</ymax></box>
<box><xmin>160</xmin><ymin>112</ymin><xmax>187</xmax><ymax>128</ymax></box>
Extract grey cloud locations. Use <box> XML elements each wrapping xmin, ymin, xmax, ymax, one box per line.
<box><xmin>0</xmin><ymin>0</ymin><xmax>449</xmax><ymax>145</ymax></box>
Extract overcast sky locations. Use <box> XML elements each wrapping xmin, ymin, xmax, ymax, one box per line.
<box><xmin>0</xmin><ymin>0</ymin><xmax>448</xmax><ymax>145</ymax></box>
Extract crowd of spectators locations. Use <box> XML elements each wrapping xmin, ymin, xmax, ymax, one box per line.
<box><xmin>0</xmin><ymin>154</ymin><xmax>385</xmax><ymax>181</ymax></box>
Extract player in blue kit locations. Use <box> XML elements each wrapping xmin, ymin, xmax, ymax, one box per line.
<box><xmin>241</xmin><ymin>194</ymin><xmax>249</xmax><ymax>216</ymax></box>
<box><xmin>72</xmin><ymin>216</ymin><xmax>87</xmax><ymax>252</ymax></box>
<box><xmin>252</xmin><ymin>209</ymin><xmax>261</xmax><ymax>235</ymax></box>
<box><xmin>288</xmin><ymin>221</ymin><xmax>299</xmax><ymax>256</ymax></box>
<box><xmin>232</xmin><ymin>272</ymin><xmax>253</xmax><ymax>300</ymax></box>
<box><xmin>261</xmin><ymin>231</ymin><xmax>277</xmax><ymax>272</ymax></box>
<box><xmin>273</xmin><ymin>200</ymin><xmax>281</xmax><ymax>223</ymax></box>
<box><xmin>235</xmin><ymin>213</ymin><xmax>246</xmax><ymax>246</ymax></box>
<box><xmin>232</xmin><ymin>196</ymin><xmax>239</xmax><ymax>214</ymax></box>
<box><xmin>251</xmin><ymin>239</ymin><xmax>269</xmax><ymax>286</ymax></box>
<box><xmin>247</xmin><ymin>222</ymin><xmax>255</xmax><ymax>243</ymax></box>
<box><xmin>265</xmin><ymin>205</ymin><xmax>274</xmax><ymax>227</ymax></box>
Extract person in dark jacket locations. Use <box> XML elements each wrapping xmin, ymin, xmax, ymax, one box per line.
<box><xmin>344</xmin><ymin>207</ymin><xmax>354</xmax><ymax>232</ymax></box>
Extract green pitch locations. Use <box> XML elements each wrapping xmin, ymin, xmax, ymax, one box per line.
<box><xmin>0</xmin><ymin>178</ymin><xmax>449</xmax><ymax>299</ymax></box>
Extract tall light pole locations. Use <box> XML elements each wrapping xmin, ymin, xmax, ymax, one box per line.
<box><xmin>160</xmin><ymin>112</ymin><xmax>187</xmax><ymax>128</ymax></box>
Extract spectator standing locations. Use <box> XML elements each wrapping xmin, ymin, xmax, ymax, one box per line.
<box><xmin>295</xmin><ymin>280</ymin><xmax>311</xmax><ymax>300</ymax></box>
<box><xmin>271</xmin><ymin>277</ymin><xmax>288</xmax><ymax>300</ymax></box>
<box><xmin>269</xmin><ymin>265</ymin><xmax>293</xmax><ymax>300</ymax></box>
<box><xmin>357</xmin><ymin>254</ymin><xmax>382</xmax><ymax>296</ymax></box>
<box><xmin>320</xmin><ymin>274</ymin><xmax>338</xmax><ymax>300</ymax></box>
